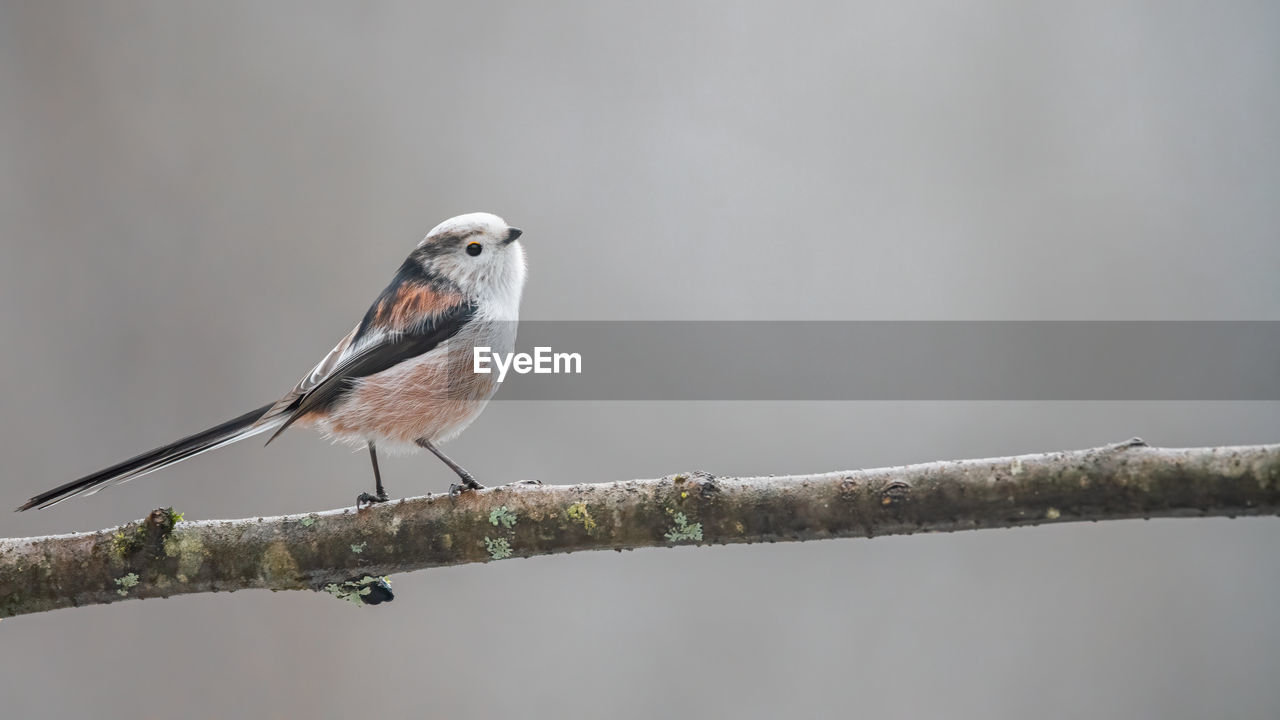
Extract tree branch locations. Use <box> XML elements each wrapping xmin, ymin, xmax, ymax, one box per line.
<box><xmin>3</xmin><ymin>440</ymin><xmax>1277</xmax><ymax>618</ymax></box>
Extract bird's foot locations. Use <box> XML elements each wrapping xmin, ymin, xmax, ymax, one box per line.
<box><xmin>448</xmin><ymin>477</ymin><xmax>486</xmax><ymax>496</ymax></box>
<box><xmin>356</xmin><ymin>490</ymin><xmax>389</xmax><ymax>509</ymax></box>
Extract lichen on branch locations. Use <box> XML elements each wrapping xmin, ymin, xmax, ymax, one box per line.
<box><xmin>1</xmin><ymin>441</ymin><xmax>1277</xmax><ymax>619</ymax></box>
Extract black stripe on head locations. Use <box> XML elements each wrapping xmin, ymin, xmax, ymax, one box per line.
<box><xmin>415</xmin><ymin>230</ymin><xmax>480</xmax><ymax>259</ymax></box>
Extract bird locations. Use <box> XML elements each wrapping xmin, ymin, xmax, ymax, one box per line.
<box><xmin>18</xmin><ymin>212</ymin><xmax>527</xmax><ymax>511</ymax></box>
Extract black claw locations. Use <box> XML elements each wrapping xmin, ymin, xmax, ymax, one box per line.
<box><xmin>448</xmin><ymin>480</ymin><xmax>485</xmax><ymax>496</ymax></box>
<box><xmin>356</xmin><ymin>491</ymin><xmax>389</xmax><ymax>509</ymax></box>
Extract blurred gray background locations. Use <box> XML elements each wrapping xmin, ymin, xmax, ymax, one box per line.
<box><xmin>1</xmin><ymin>2</ymin><xmax>1278</xmax><ymax>718</ymax></box>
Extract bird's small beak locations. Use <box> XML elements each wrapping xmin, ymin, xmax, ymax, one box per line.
<box><xmin>504</xmin><ymin>227</ymin><xmax>523</xmax><ymax>244</ymax></box>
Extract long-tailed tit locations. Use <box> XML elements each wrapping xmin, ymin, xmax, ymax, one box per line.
<box><xmin>19</xmin><ymin>212</ymin><xmax>526</xmax><ymax>510</ymax></box>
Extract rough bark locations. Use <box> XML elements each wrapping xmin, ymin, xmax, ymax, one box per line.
<box><xmin>2</xmin><ymin>440</ymin><xmax>1277</xmax><ymax>618</ymax></box>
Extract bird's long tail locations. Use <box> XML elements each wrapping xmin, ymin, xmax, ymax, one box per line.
<box><xmin>17</xmin><ymin>403</ymin><xmax>281</xmax><ymax>511</ymax></box>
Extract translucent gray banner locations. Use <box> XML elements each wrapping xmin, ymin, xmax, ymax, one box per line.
<box><xmin>453</xmin><ymin>321</ymin><xmax>1280</xmax><ymax>400</ymax></box>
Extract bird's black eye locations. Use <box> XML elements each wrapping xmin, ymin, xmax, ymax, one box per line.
<box><xmin>466</xmin><ymin>242</ymin><xmax>482</xmax><ymax>256</ymax></box>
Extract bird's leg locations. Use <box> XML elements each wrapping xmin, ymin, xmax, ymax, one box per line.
<box><xmin>357</xmin><ymin>441</ymin><xmax>390</xmax><ymax>508</ymax></box>
<box><xmin>415</xmin><ymin>438</ymin><xmax>484</xmax><ymax>494</ymax></box>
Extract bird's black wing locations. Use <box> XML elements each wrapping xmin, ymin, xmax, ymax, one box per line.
<box><xmin>264</xmin><ymin>300</ymin><xmax>476</xmax><ymax>443</ymax></box>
